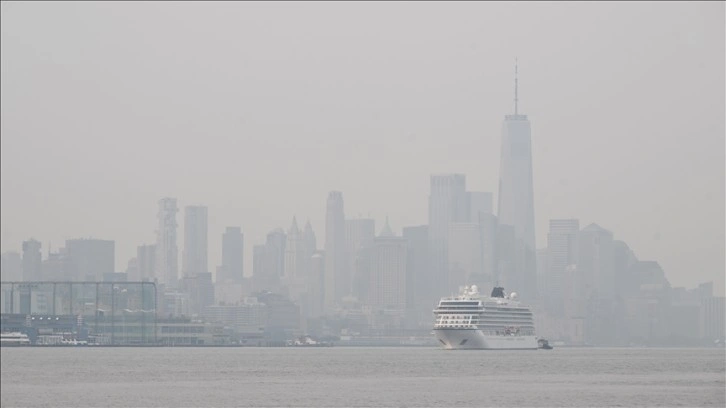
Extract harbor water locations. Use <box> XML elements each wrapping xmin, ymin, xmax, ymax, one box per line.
<box><xmin>1</xmin><ymin>346</ymin><xmax>724</xmax><ymax>407</ymax></box>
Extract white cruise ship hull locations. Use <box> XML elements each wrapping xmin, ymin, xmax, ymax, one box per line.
<box><xmin>434</xmin><ymin>328</ymin><xmax>537</xmax><ymax>350</ymax></box>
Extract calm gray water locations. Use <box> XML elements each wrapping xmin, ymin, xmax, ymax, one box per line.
<box><xmin>1</xmin><ymin>347</ymin><xmax>724</xmax><ymax>407</ymax></box>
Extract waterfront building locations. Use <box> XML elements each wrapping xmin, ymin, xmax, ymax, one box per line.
<box><xmin>203</xmin><ymin>298</ymin><xmax>267</xmax><ymax>336</ymax></box>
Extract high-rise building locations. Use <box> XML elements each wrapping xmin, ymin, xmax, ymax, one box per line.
<box><xmin>307</xmin><ymin>251</ymin><xmax>325</xmax><ymax>319</ymax></box>
<box><xmin>578</xmin><ymin>224</ymin><xmax>615</xmax><ymax>298</ymax></box>
<box><xmin>284</xmin><ymin>217</ymin><xmax>306</xmax><ymax>279</ymax></box>
<box><xmin>265</xmin><ymin>228</ymin><xmax>286</xmax><ymax>279</ymax></box>
<box><xmin>359</xmin><ymin>219</ymin><xmax>407</xmax><ymax>313</ymax></box>
<box><xmin>346</xmin><ymin>218</ymin><xmax>375</xmax><ymax>300</ymax></box>
<box><xmin>43</xmin><ymin>249</ymin><xmax>70</xmax><ymax>281</ymax></box>
<box><xmin>1</xmin><ymin>251</ymin><xmax>22</xmax><ymax>282</ymax></box>
<box><xmin>252</xmin><ymin>244</ymin><xmax>266</xmax><ymax>280</ymax></box>
<box><xmin>22</xmin><ymin>239</ymin><xmax>42</xmax><ymax>282</ymax></box>
<box><xmin>545</xmin><ymin>219</ymin><xmax>580</xmax><ymax>316</ymax></box>
<box><xmin>428</xmin><ymin>174</ymin><xmax>467</xmax><ymax>297</ymax></box>
<box><xmin>578</xmin><ymin>224</ymin><xmax>619</xmax><ymax>345</ymax></box>
<box><xmin>496</xmin><ymin>63</ymin><xmax>537</xmax><ymax>302</ymax></box>
<box><xmin>467</xmin><ymin>191</ymin><xmax>493</xmax><ymax>222</ymax></box>
<box><xmin>478</xmin><ymin>213</ymin><xmax>498</xmax><ymax>284</ymax></box>
<box><xmin>180</xmin><ymin>272</ymin><xmax>215</xmax><ymax>317</ymax></box>
<box><xmin>183</xmin><ymin>205</ymin><xmax>208</xmax><ymax>277</ymax></box>
<box><xmin>125</xmin><ymin>257</ymin><xmax>139</xmax><ymax>281</ymax></box>
<box><xmin>324</xmin><ymin>191</ymin><xmax>346</xmax><ymax>312</ymax></box>
<box><xmin>252</xmin><ymin>228</ymin><xmax>286</xmax><ymax>293</ymax></box>
<box><xmin>156</xmin><ymin>198</ymin><xmax>179</xmax><ymax>288</ymax></box>
<box><xmin>133</xmin><ymin>244</ymin><xmax>155</xmax><ymax>282</ymax></box>
<box><xmin>220</xmin><ymin>227</ymin><xmax>244</xmax><ymax>284</ymax></box>
<box><xmin>65</xmin><ymin>238</ymin><xmax>115</xmax><ymax>281</ymax></box>
<box><xmin>447</xmin><ymin>222</ymin><xmax>482</xmax><ymax>291</ymax></box>
<box><xmin>402</xmin><ymin>225</ymin><xmax>429</xmax><ymax>323</ymax></box>
<box><xmin>700</xmin><ymin>296</ymin><xmax>725</xmax><ymax>342</ymax></box>
<box><xmin>303</xmin><ymin>220</ymin><xmax>317</xmax><ymax>258</ymax></box>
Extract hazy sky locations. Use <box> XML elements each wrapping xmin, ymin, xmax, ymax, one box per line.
<box><xmin>1</xmin><ymin>2</ymin><xmax>724</xmax><ymax>294</ymax></box>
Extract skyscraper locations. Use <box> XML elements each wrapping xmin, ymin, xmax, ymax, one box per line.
<box><xmin>496</xmin><ymin>63</ymin><xmax>537</xmax><ymax>301</ymax></box>
<box><xmin>358</xmin><ymin>219</ymin><xmax>407</xmax><ymax>313</ymax></box>
<box><xmin>447</xmin><ymin>222</ymin><xmax>483</xmax><ymax>291</ymax></box>
<box><xmin>263</xmin><ymin>228</ymin><xmax>286</xmax><ymax>287</ymax></box>
<box><xmin>21</xmin><ymin>239</ymin><xmax>42</xmax><ymax>281</ymax></box>
<box><xmin>252</xmin><ymin>244</ymin><xmax>266</xmax><ymax>280</ymax></box>
<box><xmin>345</xmin><ymin>218</ymin><xmax>375</xmax><ymax>300</ymax></box>
<box><xmin>428</xmin><ymin>174</ymin><xmax>467</xmax><ymax>295</ymax></box>
<box><xmin>402</xmin><ymin>225</ymin><xmax>429</xmax><ymax>324</ymax></box>
<box><xmin>65</xmin><ymin>238</ymin><xmax>115</xmax><ymax>281</ymax></box>
<box><xmin>545</xmin><ymin>219</ymin><xmax>580</xmax><ymax>316</ymax></box>
<box><xmin>1</xmin><ymin>251</ymin><xmax>22</xmax><ymax>282</ymax></box>
<box><xmin>220</xmin><ymin>227</ymin><xmax>244</xmax><ymax>284</ymax></box>
<box><xmin>284</xmin><ymin>217</ymin><xmax>305</xmax><ymax>279</ymax></box>
<box><xmin>182</xmin><ymin>205</ymin><xmax>208</xmax><ymax>277</ymax></box>
<box><xmin>137</xmin><ymin>244</ymin><xmax>156</xmax><ymax>282</ymax></box>
<box><xmin>324</xmin><ymin>191</ymin><xmax>346</xmax><ymax>312</ymax></box>
<box><xmin>303</xmin><ymin>220</ymin><xmax>317</xmax><ymax>258</ymax></box>
<box><xmin>578</xmin><ymin>223</ymin><xmax>615</xmax><ymax>298</ymax></box>
<box><xmin>156</xmin><ymin>197</ymin><xmax>179</xmax><ymax>288</ymax></box>
<box><xmin>467</xmin><ymin>191</ymin><xmax>493</xmax><ymax>222</ymax></box>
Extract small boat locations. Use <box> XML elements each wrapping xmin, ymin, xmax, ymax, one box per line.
<box><xmin>538</xmin><ymin>338</ymin><xmax>553</xmax><ymax>350</ymax></box>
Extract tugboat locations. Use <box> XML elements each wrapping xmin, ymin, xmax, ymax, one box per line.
<box><xmin>537</xmin><ymin>338</ymin><xmax>553</xmax><ymax>350</ymax></box>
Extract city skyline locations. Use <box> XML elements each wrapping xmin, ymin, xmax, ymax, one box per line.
<box><xmin>1</xmin><ymin>2</ymin><xmax>723</xmax><ymax>294</ymax></box>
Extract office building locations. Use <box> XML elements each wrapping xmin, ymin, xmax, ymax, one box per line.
<box><xmin>324</xmin><ymin>191</ymin><xmax>346</xmax><ymax>311</ymax></box>
<box><xmin>65</xmin><ymin>238</ymin><xmax>115</xmax><ymax>281</ymax></box>
<box><xmin>182</xmin><ymin>205</ymin><xmax>208</xmax><ymax>277</ymax></box>
<box><xmin>428</xmin><ymin>174</ymin><xmax>467</xmax><ymax>296</ymax></box>
<box><xmin>156</xmin><ymin>198</ymin><xmax>179</xmax><ymax>288</ymax></box>
<box><xmin>496</xmin><ymin>64</ymin><xmax>537</xmax><ymax>301</ymax></box>
<box><xmin>220</xmin><ymin>227</ymin><xmax>244</xmax><ymax>284</ymax></box>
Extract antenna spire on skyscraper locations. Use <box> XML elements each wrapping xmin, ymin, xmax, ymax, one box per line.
<box><xmin>514</xmin><ymin>58</ymin><xmax>519</xmax><ymax>116</ymax></box>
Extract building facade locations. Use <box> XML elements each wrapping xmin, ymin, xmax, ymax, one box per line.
<box><xmin>65</xmin><ymin>238</ymin><xmax>115</xmax><ymax>281</ymax></box>
<box><xmin>156</xmin><ymin>198</ymin><xmax>179</xmax><ymax>288</ymax></box>
<box><xmin>496</xmin><ymin>65</ymin><xmax>537</xmax><ymax>302</ymax></box>
<box><xmin>220</xmin><ymin>226</ymin><xmax>244</xmax><ymax>284</ymax></box>
<box><xmin>324</xmin><ymin>191</ymin><xmax>346</xmax><ymax>312</ymax></box>
<box><xmin>182</xmin><ymin>205</ymin><xmax>208</xmax><ymax>277</ymax></box>
<box><xmin>428</xmin><ymin>174</ymin><xmax>467</xmax><ymax>296</ymax></box>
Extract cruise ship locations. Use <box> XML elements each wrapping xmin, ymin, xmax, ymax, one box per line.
<box><xmin>433</xmin><ymin>285</ymin><xmax>537</xmax><ymax>350</ymax></box>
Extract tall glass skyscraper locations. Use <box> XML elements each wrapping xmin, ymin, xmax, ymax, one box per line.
<box><xmin>496</xmin><ymin>63</ymin><xmax>537</xmax><ymax>301</ymax></box>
